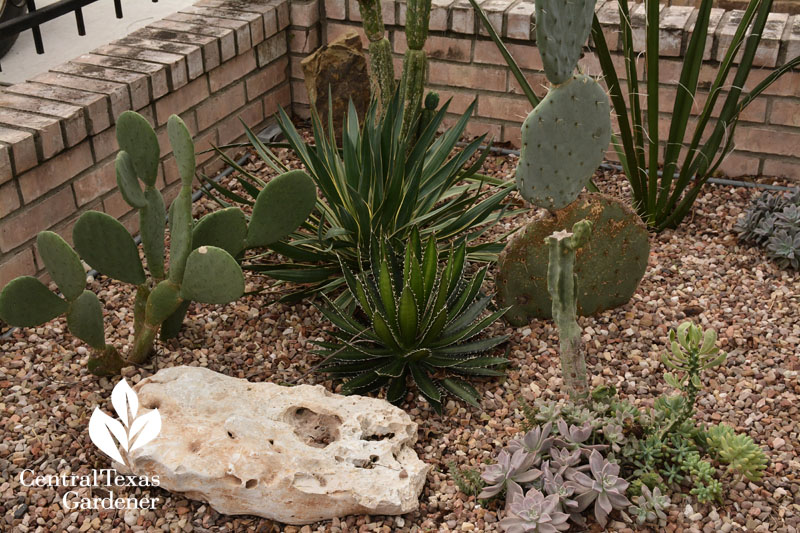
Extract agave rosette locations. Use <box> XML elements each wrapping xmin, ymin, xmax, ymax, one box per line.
<box><xmin>314</xmin><ymin>229</ymin><xmax>510</xmax><ymax>412</ymax></box>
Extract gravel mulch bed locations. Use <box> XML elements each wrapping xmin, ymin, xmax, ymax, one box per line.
<box><xmin>1</xmin><ymin>135</ymin><xmax>799</xmax><ymax>533</ymax></box>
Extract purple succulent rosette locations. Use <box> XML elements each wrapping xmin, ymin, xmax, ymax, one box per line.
<box><xmin>500</xmin><ymin>487</ymin><xmax>570</xmax><ymax>533</ymax></box>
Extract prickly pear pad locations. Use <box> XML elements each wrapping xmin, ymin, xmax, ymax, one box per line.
<box><xmin>536</xmin><ymin>0</ymin><xmax>597</xmax><ymax>84</ymax></box>
<box><xmin>516</xmin><ymin>75</ymin><xmax>611</xmax><ymax>210</ymax></box>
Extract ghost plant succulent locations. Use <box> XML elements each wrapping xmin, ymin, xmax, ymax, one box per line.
<box><xmin>567</xmin><ymin>450</ymin><xmax>630</xmax><ymax>527</ymax></box>
<box><xmin>500</xmin><ymin>488</ymin><xmax>570</xmax><ymax>533</ymax></box>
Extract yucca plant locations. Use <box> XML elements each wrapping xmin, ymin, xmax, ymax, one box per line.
<box><xmin>592</xmin><ymin>0</ymin><xmax>800</xmax><ymax>230</ymax></box>
<box><xmin>313</xmin><ymin>229</ymin><xmax>510</xmax><ymax>413</ymax></box>
<box><xmin>204</xmin><ymin>91</ymin><xmax>519</xmax><ymax>301</ymax></box>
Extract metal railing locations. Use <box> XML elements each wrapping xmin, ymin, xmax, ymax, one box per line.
<box><xmin>0</xmin><ymin>0</ymin><xmax>159</xmax><ymax>70</ymax></box>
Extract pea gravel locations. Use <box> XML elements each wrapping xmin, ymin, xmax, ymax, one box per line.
<box><xmin>1</xmin><ymin>142</ymin><xmax>798</xmax><ymax>533</ymax></box>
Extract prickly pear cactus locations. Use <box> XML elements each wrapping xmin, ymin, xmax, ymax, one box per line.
<box><xmin>516</xmin><ymin>74</ymin><xmax>611</xmax><ymax>210</ymax></box>
<box><xmin>0</xmin><ymin>111</ymin><xmax>317</xmax><ymax>376</ymax></box>
<box><xmin>497</xmin><ymin>193</ymin><xmax>650</xmax><ymax>324</ymax></box>
<box><xmin>535</xmin><ymin>0</ymin><xmax>597</xmax><ymax>85</ymax></box>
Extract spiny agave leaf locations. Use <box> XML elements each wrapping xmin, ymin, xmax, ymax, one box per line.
<box><xmin>73</xmin><ymin>211</ymin><xmax>145</xmax><ymax>285</ymax></box>
<box><xmin>397</xmin><ymin>284</ymin><xmax>419</xmax><ymax>347</ymax></box>
<box><xmin>441</xmin><ymin>378</ymin><xmax>481</xmax><ymax>408</ymax></box>
<box><xmin>441</xmin><ymin>293</ymin><xmax>493</xmax><ymax>337</ymax></box>
<box><xmin>378</xmin><ymin>260</ymin><xmax>397</xmax><ymax>327</ymax></box>
<box><xmin>37</xmin><ymin>231</ymin><xmax>85</xmax><ymax>301</ymax></box>
<box><xmin>386</xmin><ymin>373</ymin><xmax>408</xmax><ymax>404</ymax></box>
<box><xmin>421</xmin><ymin>234</ymin><xmax>438</xmax><ymax>302</ymax></box>
<box><xmin>435</xmin><ymin>335</ymin><xmax>510</xmax><ymax>356</ymax></box>
<box><xmin>438</xmin><ymin>306</ymin><xmax>508</xmax><ymax>348</ymax></box>
<box><xmin>321</xmin><ymin>359</ymin><xmax>389</xmax><ymax>374</ymax></box>
<box><xmin>167</xmin><ymin>115</ymin><xmax>196</xmax><ymax>186</ymax></box>
<box><xmin>246</xmin><ymin>170</ymin><xmax>317</xmax><ymax>248</ymax></box>
<box><xmin>375</xmin><ymin>359</ymin><xmax>407</xmax><ymax>378</ymax></box>
<box><xmin>452</xmin><ymin>355</ymin><xmax>509</xmax><ymax>368</ymax></box>
<box><xmin>406</xmin><ymin>347</ymin><xmax>432</xmax><ymax>361</ymax></box>
<box><xmin>450</xmin><ymin>366</ymin><xmax>506</xmax><ymax>377</ymax></box>
<box><xmin>116</xmin><ymin>111</ymin><xmax>160</xmax><ymax>186</ymax></box>
<box><xmin>181</xmin><ymin>246</ymin><xmax>245</xmax><ymax>304</ymax></box>
<box><xmin>115</xmin><ymin>151</ymin><xmax>147</xmax><ymax>208</ymax></box>
<box><xmin>410</xmin><ymin>364</ymin><xmax>441</xmax><ymax>404</ymax></box>
<box><xmin>66</xmin><ymin>290</ymin><xmax>106</xmax><ymax>349</ymax></box>
<box><xmin>0</xmin><ymin>276</ymin><xmax>67</xmax><ymax>327</ymax></box>
<box><xmin>420</xmin><ymin>307</ymin><xmax>449</xmax><ymax>346</ymax></box>
<box><xmin>373</xmin><ymin>311</ymin><xmax>402</xmax><ymax>351</ymax></box>
<box><xmin>340</xmin><ymin>372</ymin><xmax>387</xmax><ymax>395</ymax></box>
<box><xmin>192</xmin><ymin>208</ymin><xmax>248</xmax><ymax>258</ymax></box>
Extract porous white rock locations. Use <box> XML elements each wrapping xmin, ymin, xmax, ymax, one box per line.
<box><xmin>126</xmin><ymin>366</ymin><xmax>429</xmax><ymax>524</ymax></box>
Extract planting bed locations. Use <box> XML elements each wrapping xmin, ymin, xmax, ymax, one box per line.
<box><xmin>0</xmin><ymin>137</ymin><xmax>798</xmax><ymax>532</ymax></box>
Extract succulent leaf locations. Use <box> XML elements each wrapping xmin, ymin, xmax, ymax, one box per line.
<box><xmin>115</xmin><ymin>111</ymin><xmax>160</xmax><ymax>186</ymax></box>
<box><xmin>73</xmin><ymin>211</ymin><xmax>145</xmax><ymax>285</ymax></box>
<box><xmin>66</xmin><ymin>290</ymin><xmax>106</xmax><ymax>349</ymax></box>
<box><xmin>36</xmin><ymin>231</ymin><xmax>85</xmax><ymax>301</ymax></box>
<box><xmin>115</xmin><ymin>151</ymin><xmax>147</xmax><ymax>208</ymax></box>
<box><xmin>180</xmin><ymin>246</ymin><xmax>245</xmax><ymax>304</ymax></box>
<box><xmin>0</xmin><ymin>276</ymin><xmax>68</xmax><ymax>327</ymax></box>
<box><xmin>167</xmin><ymin>115</ymin><xmax>196</xmax><ymax>186</ymax></box>
<box><xmin>245</xmin><ymin>170</ymin><xmax>316</xmax><ymax>249</ymax></box>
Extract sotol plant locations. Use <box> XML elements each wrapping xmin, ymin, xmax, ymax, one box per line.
<box><xmin>314</xmin><ymin>230</ymin><xmax>510</xmax><ymax>413</ymax></box>
<box><xmin>0</xmin><ymin>112</ymin><xmax>315</xmax><ymax>375</ymax></box>
<box><xmin>211</xmin><ymin>93</ymin><xmax>518</xmax><ymax>301</ymax></box>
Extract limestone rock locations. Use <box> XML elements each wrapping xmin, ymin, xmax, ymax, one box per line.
<box><xmin>301</xmin><ymin>31</ymin><xmax>370</xmax><ymax>139</ymax></box>
<box><xmin>127</xmin><ymin>366</ymin><xmax>429</xmax><ymax>524</ymax></box>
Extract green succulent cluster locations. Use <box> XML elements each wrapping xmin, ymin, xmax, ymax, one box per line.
<box><xmin>0</xmin><ymin>112</ymin><xmax>315</xmax><ymax>375</ymax></box>
<box><xmin>705</xmin><ymin>424</ymin><xmax>768</xmax><ymax>482</ymax></box>
<box><xmin>509</xmin><ymin>321</ymin><xmax>768</xmax><ymax>523</ymax></box>
<box><xmin>314</xmin><ymin>230</ymin><xmax>510</xmax><ymax>413</ymax></box>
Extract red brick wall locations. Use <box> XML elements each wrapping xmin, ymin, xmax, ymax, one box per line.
<box><xmin>0</xmin><ymin>0</ymin><xmax>293</xmax><ymax>286</ymax></box>
<box><xmin>296</xmin><ymin>0</ymin><xmax>800</xmax><ymax>181</ymax></box>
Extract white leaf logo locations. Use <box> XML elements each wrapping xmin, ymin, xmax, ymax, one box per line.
<box><xmin>89</xmin><ymin>379</ymin><xmax>161</xmax><ymax>466</ymax></box>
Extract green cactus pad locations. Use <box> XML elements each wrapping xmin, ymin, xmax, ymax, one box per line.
<box><xmin>246</xmin><ymin>170</ymin><xmax>316</xmax><ymax>248</ymax></box>
<box><xmin>66</xmin><ymin>290</ymin><xmax>106</xmax><ymax>349</ymax></box>
<box><xmin>496</xmin><ymin>193</ymin><xmax>650</xmax><ymax>324</ymax></box>
<box><xmin>115</xmin><ymin>151</ymin><xmax>147</xmax><ymax>209</ymax></box>
<box><xmin>0</xmin><ymin>277</ymin><xmax>68</xmax><ymax>327</ymax></box>
<box><xmin>73</xmin><ymin>211</ymin><xmax>146</xmax><ymax>285</ymax></box>
<box><xmin>36</xmin><ymin>231</ymin><xmax>85</xmax><ymax>301</ymax></box>
<box><xmin>181</xmin><ymin>246</ymin><xmax>245</xmax><ymax>304</ymax></box>
<box><xmin>167</xmin><ymin>115</ymin><xmax>196</xmax><ymax>187</ymax></box>
<box><xmin>168</xmin><ymin>189</ymin><xmax>193</xmax><ymax>284</ymax></box>
<box><xmin>140</xmin><ymin>188</ymin><xmax>166</xmax><ymax>279</ymax></box>
<box><xmin>193</xmin><ymin>207</ymin><xmax>248</xmax><ymax>257</ymax></box>
<box><xmin>116</xmin><ymin>111</ymin><xmax>160</xmax><ymax>187</ymax></box>
<box><xmin>536</xmin><ymin>0</ymin><xmax>596</xmax><ymax>84</ymax></box>
<box><xmin>146</xmin><ymin>280</ymin><xmax>182</xmax><ymax>326</ymax></box>
<box><xmin>516</xmin><ymin>75</ymin><xmax>611</xmax><ymax>210</ymax></box>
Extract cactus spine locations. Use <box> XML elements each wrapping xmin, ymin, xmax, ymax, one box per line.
<box><xmin>399</xmin><ymin>0</ymin><xmax>432</xmax><ymax>137</ymax></box>
<box><xmin>358</xmin><ymin>0</ymin><xmax>395</xmax><ymax>109</ymax></box>
<box><xmin>0</xmin><ymin>111</ymin><xmax>316</xmax><ymax>376</ymax></box>
<box><xmin>546</xmin><ymin>220</ymin><xmax>593</xmax><ymax>401</ymax></box>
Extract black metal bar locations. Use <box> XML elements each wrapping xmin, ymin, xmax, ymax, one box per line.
<box><xmin>0</xmin><ymin>0</ymin><xmax>102</xmax><ymax>35</ymax></box>
<box><xmin>74</xmin><ymin>6</ymin><xmax>86</xmax><ymax>35</ymax></box>
<box><xmin>24</xmin><ymin>0</ymin><xmax>44</xmax><ymax>54</ymax></box>
<box><xmin>113</xmin><ymin>0</ymin><xmax>122</xmax><ymax>18</ymax></box>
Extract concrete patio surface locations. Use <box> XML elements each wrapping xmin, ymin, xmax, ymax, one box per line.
<box><xmin>0</xmin><ymin>0</ymin><xmax>196</xmax><ymax>85</ymax></box>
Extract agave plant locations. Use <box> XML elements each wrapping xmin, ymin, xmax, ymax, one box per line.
<box><xmin>314</xmin><ymin>230</ymin><xmax>510</xmax><ymax>413</ymax></box>
<box><xmin>206</xmin><ymin>91</ymin><xmax>520</xmax><ymax>300</ymax></box>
